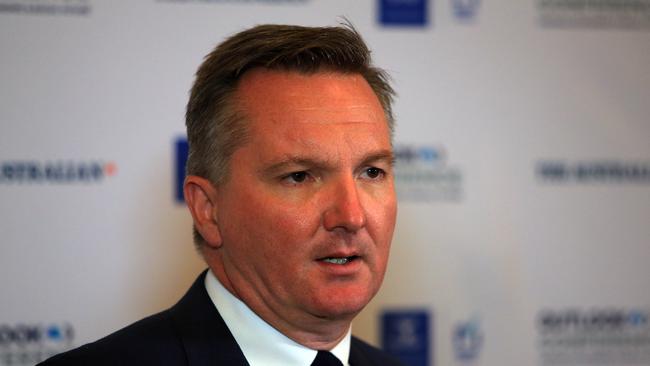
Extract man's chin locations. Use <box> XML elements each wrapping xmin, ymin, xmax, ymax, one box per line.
<box><xmin>309</xmin><ymin>290</ymin><xmax>376</xmax><ymax>320</ymax></box>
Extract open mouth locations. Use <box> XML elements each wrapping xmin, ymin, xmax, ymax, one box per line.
<box><xmin>320</xmin><ymin>256</ymin><xmax>359</xmax><ymax>265</ymax></box>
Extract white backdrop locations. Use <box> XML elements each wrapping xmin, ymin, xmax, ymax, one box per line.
<box><xmin>2</xmin><ymin>1</ymin><xmax>650</xmax><ymax>365</ymax></box>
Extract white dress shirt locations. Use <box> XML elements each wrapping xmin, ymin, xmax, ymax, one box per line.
<box><xmin>204</xmin><ymin>270</ymin><xmax>351</xmax><ymax>366</ymax></box>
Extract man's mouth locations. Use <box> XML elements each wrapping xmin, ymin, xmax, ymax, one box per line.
<box><xmin>320</xmin><ymin>256</ymin><xmax>359</xmax><ymax>265</ymax></box>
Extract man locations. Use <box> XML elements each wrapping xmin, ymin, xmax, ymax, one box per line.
<box><xmin>40</xmin><ymin>23</ymin><xmax>402</xmax><ymax>366</ymax></box>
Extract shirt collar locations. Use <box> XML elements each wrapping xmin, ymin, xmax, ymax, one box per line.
<box><xmin>204</xmin><ymin>270</ymin><xmax>351</xmax><ymax>366</ymax></box>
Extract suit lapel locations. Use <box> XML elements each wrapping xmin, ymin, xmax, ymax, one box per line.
<box><xmin>348</xmin><ymin>337</ymin><xmax>370</xmax><ymax>366</ymax></box>
<box><xmin>169</xmin><ymin>270</ymin><xmax>249</xmax><ymax>366</ymax></box>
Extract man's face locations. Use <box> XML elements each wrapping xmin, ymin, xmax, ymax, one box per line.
<box><xmin>209</xmin><ymin>69</ymin><xmax>397</xmax><ymax>327</ymax></box>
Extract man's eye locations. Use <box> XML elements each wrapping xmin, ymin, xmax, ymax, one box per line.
<box><xmin>362</xmin><ymin>167</ymin><xmax>385</xmax><ymax>179</ymax></box>
<box><xmin>284</xmin><ymin>171</ymin><xmax>309</xmax><ymax>184</ymax></box>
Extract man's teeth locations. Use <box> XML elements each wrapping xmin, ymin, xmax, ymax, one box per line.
<box><xmin>323</xmin><ymin>257</ymin><xmax>351</xmax><ymax>264</ymax></box>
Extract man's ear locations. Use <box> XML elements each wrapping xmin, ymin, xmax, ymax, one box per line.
<box><xmin>184</xmin><ymin>175</ymin><xmax>223</xmax><ymax>249</ymax></box>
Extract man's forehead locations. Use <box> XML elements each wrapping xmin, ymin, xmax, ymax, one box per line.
<box><xmin>235</xmin><ymin>69</ymin><xmax>379</xmax><ymax>105</ymax></box>
<box><xmin>234</xmin><ymin>69</ymin><xmax>386</xmax><ymax>127</ymax></box>
<box><xmin>237</xmin><ymin>67</ymin><xmax>364</xmax><ymax>86</ymax></box>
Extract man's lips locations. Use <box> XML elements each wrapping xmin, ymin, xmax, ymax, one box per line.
<box><xmin>316</xmin><ymin>249</ymin><xmax>362</xmax><ymax>265</ymax></box>
<box><xmin>313</xmin><ymin>237</ymin><xmax>368</xmax><ymax>267</ymax></box>
<box><xmin>318</xmin><ymin>255</ymin><xmax>360</xmax><ymax>265</ymax></box>
<box><xmin>314</xmin><ymin>248</ymin><xmax>365</xmax><ymax>276</ymax></box>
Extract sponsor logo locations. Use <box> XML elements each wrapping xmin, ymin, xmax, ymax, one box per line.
<box><xmin>394</xmin><ymin>144</ymin><xmax>463</xmax><ymax>202</ymax></box>
<box><xmin>0</xmin><ymin>323</ymin><xmax>74</xmax><ymax>365</ymax></box>
<box><xmin>157</xmin><ymin>0</ymin><xmax>308</xmax><ymax>3</ymax></box>
<box><xmin>174</xmin><ymin>137</ymin><xmax>189</xmax><ymax>203</ymax></box>
<box><xmin>537</xmin><ymin>308</ymin><xmax>650</xmax><ymax>365</ymax></box>
<box><xmin>452</xmin><ymin>0</ymin><xmax>480</xmax><ymax>21</ymax></box>
<box><xmin>379</xmin><ymin>0</ymin><xmax>429</xmax><ymax>27</ymax></box>
<box><xmin>539</xmin><ymin>309</ymin><xmax>649</xmax><ymax>332</ymax></box>
<box><xmin>538</xmin><ymin>0</ymin><xmax>650</xmax><ymax>29</ymax></box>
<box><xmin>537</xmin><ymin>160</ymin><xmax>650</xmax><ymax>183</ymax></box>
<box><xmin>0</xmin><ymin>0</ymin><xmax>90</xmax><ymax>16</ymax></box>
<box><xmin>381</xmin><ymin>310</ymin><xmax>431</xmax><ymax>366</ymax></box>
<box><xmin>452</xmin><ymin>318</ymin><xmax>483</xmax><ymax>363</ymax></box>
<box><xmin>0</xmin><ymin>160</ymin><xmax>117</xmax><ymax>184</ymax></box>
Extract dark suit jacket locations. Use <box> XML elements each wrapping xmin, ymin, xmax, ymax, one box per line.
<box><xmin>39</xmin><ymin>270</ymin><xmax>404</xmax><ymax>365</ymax></box>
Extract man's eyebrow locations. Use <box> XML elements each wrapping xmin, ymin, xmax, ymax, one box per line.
<box><xmin>360</xmin><ymin>150</ymin><xmax>395</xmax><ymax>167</ymax></box>
<box><xmin>260</xmin><ymin>157</ymin><xmax>331</xmax><ymax>176</ymax></box>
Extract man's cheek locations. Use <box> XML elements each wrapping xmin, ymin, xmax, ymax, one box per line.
<box><xmin>265</xmin><ymin>200</ymin><xmax>317</xmax><ymax>230</ymax></box>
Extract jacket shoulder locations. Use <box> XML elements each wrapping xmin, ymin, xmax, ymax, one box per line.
<box><xmin>350</xmin><ymin>336</ymin><xmax>406</xmax><ymax>366</ymax></box>
<box><xmin>38</xmin><ymin>310</ymin><xmax>186</xmax><ymax>366</ymax></box>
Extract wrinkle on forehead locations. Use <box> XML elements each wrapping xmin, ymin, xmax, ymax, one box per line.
<box><xmin>272</xmin><ymin>114</ymin><xmax>383</xmax><ymax>126</ymax></box>
<box><xmin>272</xmin><ymin>126</ymin><xmax>388</xmax><ymax>164</ymax></box>
<box><xmin>292</xmin><ymin>104</ymin><xmax>373</xmax><ymax>111</ymax></box>
<box><xmin>264</xmin><ymin>105</ymin><xmax>385</xmax><ymax>127</ymax></box>
<box><xmin>236</xmin><ymin>70</ymin><xmax>386</xmax><ymax>124</ymax></box>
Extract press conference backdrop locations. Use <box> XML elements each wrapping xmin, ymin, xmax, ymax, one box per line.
<box><xmin>1</xmin><ymin>1</ymin><xmax>649</xmax><ymax>365</ymax></box>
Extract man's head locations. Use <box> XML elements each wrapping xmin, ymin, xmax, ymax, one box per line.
<box><xmin>185</xmin><ymin>23</ymin><xmax>394</xmax><ymax>193</ymax></box>
<box><xmin>183</xmin><ymin>23</ymin><xmax>397</xmax><ymax>347</ymax></box>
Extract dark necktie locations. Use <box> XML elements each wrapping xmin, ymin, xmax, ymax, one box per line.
<box><xmin>311</xmin><ymin>350</ymin><xmax>344</xmax><ymax>366</ymax></box>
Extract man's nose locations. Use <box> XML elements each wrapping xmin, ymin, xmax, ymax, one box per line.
<box><xmin>322</xmin><ymin>176</ymin><xmax>367</xmax><ymax>233</ymax></box>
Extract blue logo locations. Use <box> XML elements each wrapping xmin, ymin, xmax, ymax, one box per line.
<box><xmin>628</xmin><ymin>311</ymin><xmax>648</xmax><ymax>326</ymax></box>
<box><xmin>381</xmin><ymin>310</ymin><xmax>431</xmax><ymax>366</ymax></box>
<box><xmin>393</xmin><ymin>143</ymin><xmax>463</xmax><ymax>202</ymax></box>
<box><xmin>394</xmin><ymin>145</ymin><xmax>446</xmax><ymax>165</ymax></box>
<box><xmin>0</xmin><ymin>323</ymin><xmax>74</xmax><ymax>346</ymax></box>
<box><xmin>379</xmin><ymin>0</ymin><xmax>429</xmax><ymax>27</ymax></box>
<box><xmin>452</xmin><ymin>0</ymin><xmax>480</xmax><ymax>20</ymax></box>
<box><xmin>174</xmin><ymin>137</ymin><xmax>189</xmax><ymax>203</ymax></box>
<box><xmin>0</xmin><ymin>323</ymin><xmax>75</xmax><ymax>364</ymax></box>
<box><xmin>453</xmin><ymin>319</ymin><xmax>483</xmax><ymax>362</ymax></box>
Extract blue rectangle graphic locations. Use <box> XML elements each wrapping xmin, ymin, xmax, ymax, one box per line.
<box><xmin>382</xmin><ymin>310</ymin><xmax>431</xmax><ymax>366</ymax></box>
<box><xmin>379</xmin><ymin>0</ymin><xmax>428</xmax><ymax>26</ymax></box>
<box><xmin>175</xmin><ymin>137</ymin><xmax>188</xmax><ymax>203</ymax></box>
